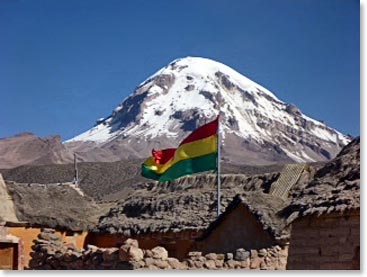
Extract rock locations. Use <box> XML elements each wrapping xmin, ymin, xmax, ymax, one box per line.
<box><xmin>258</xmin><ymin>248</ymin><xmax>267</xmax><ymax>257</ymax></box>
<box><xmin>186</xmin><ymin>259</ymin><xmax>195</xmax><ymax>268</ymax></box>
<box><xmin>250</xmin><ymin>249</ymin><xmax>258</xmax><ymax>259</ymax></box>
<box><xmin>129</xmin><ymin>246</ymin><xmax>144</xmax><ymax>262</ymax></box>
<box><xmin>87</xmin><ymin>245</ymin><xmax>99</xmax><ymax>252</ymax></box>
<box><xmin>216</xmin><ymin>254</ymin><xmax>225</xmax><ymax>260</ymax></box>
<box><xmin>154</xmin><ymin>259</ymin><xmax>170</xmax><ymax>269</ymax></box>
<box><xmin>234</xmin><ymin>248</ymin><xmax>250</xmax><ymax>261</ymax></box>
<box><xmin>250</xmin><ymin>259</ymin><xmax>261</xmax><ymax>269</ymax></box>
<box><xmin>102</xmin><ymin>248</ymin><xmax>119</xmax><ymax>262</ymax></box>
<box><xmin>123</xmin><ymin>238</ymin><xmax>139</xmax><ymax>248</ymax></box>
<box><xmin>167</xmin><ymin>257</ymin><xmax>183</xmax><ymax>269</ymax></box>
<box><xmin>45</xmin><ymin>248</ymin><xmax>56</xmax><ymax>256</ymax></box>
<box><xmin>274</xmin><ymin>245</ymin><xmax>282</xmax><ymax>252</ymax></box>
<box><xmin>225</xmin><ymin>253</ymin><xmax>233</xmax><ymax>260</ymax></box>
<box><xmin>204</xmin><ymin>260</ymin><xmax>217</xmax><ymax>270</ymax></box>
<box><xmin>240</xmin><ymin>260</ymin><xmax>249</xmax><ymax>268</ymax></box>
<box><xmin>33</xmin><ymin>239</ymin><xmax>50</xmax><ymax>245</ymax></box>
<box><xmin>144</xmin><ymin>249</ymin><xmax>153</xmax><ymax>258</ymax></box>
<box><xmin>188</xmin><ymin>251</ymin><xmax>202</xmax><ymax>258</ymax></box>
<box><xmin>215</xmin><ymin>259</ymin><xmax>224</xmax><ymax>268</ymax></box>
<box><xmin>260</xmin><ymin>261</ymin><xmax>267</xmax><ymax>270</ymax></box>
<box><xmin>144</xmin><ymin>257</ymin><xmax>155</xmax><ymax>267</ymax></box>
<box><xmin>226</xmin><ymin>260</ymin><xmax>236</xmax><ymax>269</ymax></box>
<box><xmin>38</xmin><ymin>232</ymin><xmax>61</xmax><ymax>242</ymax></box>
<box><xmin>151</xmin><ymin>246</ymin><xmax>168</xmax><ymax>260</ymax></box>
<box><xmin>132</xmin><ymin>260</ymin><xmax>145</xmax><ymax>269</ymax></box>
<box><xmin>205</xmin><ymin>253</ymin><xmax>217</xmax><ymax>260</ymax></box>
<box><xmin>147</xmin><ymin>264</ymin><xmax>159</xmax><ymax>270</ymax></box>
<box><xmin>197</xmin><ymin>256</ymin><xmax>206</xmax><ymax>262</ymax></box>
<box><xmin>71</xmin><ymin>252</ymin><xmax>82</xmax><ymax>259</ymax></box>
<box><xmin>193</xmin><ymin>260</ymin><xmax>204</xmax><ymax>269</ymax></box>
<box><xmin>41</xmin><ymin>228</ymin><xmax>55</xmax><ymax>234</ymax></box>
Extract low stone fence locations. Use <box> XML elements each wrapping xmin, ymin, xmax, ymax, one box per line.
<box><xmin>29</xmin><ymin>229</ymin><xmax>287</xmax><ymax>270</ymax></box>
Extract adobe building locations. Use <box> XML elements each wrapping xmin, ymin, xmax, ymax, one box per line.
<box><xmin>0</xmin><ymin>174</ymin><xmax>104</xmax><ymax>269</ymax></box>
<box><xmin>194</xmin><ymin>192</ymin><xmax>290</xmax><ymax>254</ymax></box>
<box><xmin>285</xmin><ymin>137</ymin><xmax>360</xmax><ymax>270</ymax></box>
<box><xmin>86</xmin><ymin>168</ymin><xmax>312</xmax><ymax>260</ymax></box>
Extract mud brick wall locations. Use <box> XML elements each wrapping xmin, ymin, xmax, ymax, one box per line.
<box><xmin>287</xmin><ymin>212</ymin><xmax>360</xmax><ymax>270</ymax></box>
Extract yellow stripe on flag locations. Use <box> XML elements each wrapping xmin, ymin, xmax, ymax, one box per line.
<box><xmin>144</xmin><ymin>134</ymin><xmax>217</xmax><ymax>174</ymax></box>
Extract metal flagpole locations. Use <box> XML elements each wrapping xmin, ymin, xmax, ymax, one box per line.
<box><xmin>217</xmin><ymin>115</ymin><xmax>221</xmax><ymax>217</ymax></box>
<box><xmin>73</xmin><ymin>153</ymin><xmax>79</xmax><ymax>185</ymax></box>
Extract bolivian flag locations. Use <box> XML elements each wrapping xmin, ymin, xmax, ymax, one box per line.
<box><xmin>141</xmin><ymin>117</ymin><xmax>218</xmax><ymax>182</ymax></box>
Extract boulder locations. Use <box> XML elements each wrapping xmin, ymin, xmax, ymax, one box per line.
<box><xmin>129</xmin><ymin>246</ymin><xmax>144</xmax><ymax>262</ymax></box>
<box><xmin>120</xmin><ymin>244</ymin><xmax>144</xmax><ymax>262</ymax></box>
<box><xmin>153</xmin><ymin>259</ymin><xmax>170</xmax><ymax>269</ymax></box>
<box><xmin>250</xmin><ymin>258</ymin><xmax>261</xmax><ymax>269</ymax></box>
<box><xmin>205</xmin><ymin>253</ymin><xmax>217</xmax><ymax>260</ymax></box>
<box><xmin>151</xmin><ymin>246</ymin><xmax>168</xmax><ymax>260</ymax></box>
<box><xmin>216</xmin><ymin>254</ymin><xmax>225</xmax><ymax>260</ymax></box>
<box><xmin>225</xmin><ymin>253</ymin><xmax>233</xmax><ymax>260</ymax></box>
<box><xmin>258</xmin><ymin>248</ymin><xmax>267</xmax><ymax>257</ymax></box>
<box><xmin>167</xmin><ymin>257</ymin><xmax>184</xmax><ymax>269</ymax></box>
<box><xmin>215</xmin><ymin>259</ymin><xmax>224</xmax><ymax>268</ymax></box>
<box><xmin>123</xmin><ymin>238</ymin><xmax>139</xmax><ymax>248</ymax></box>
<box><xmin>144</xmin><ymin>257</ymin><xmax>155</xmax><ymax>267</ymax></box>
<box><xmin>204</xmin><ymin>260</ymin><xmax>217</xmax><ymax>270</ymax></box>
<box><xmin>234</xmin><ymin>248</ymin><xmax>250</xmax><ymax>261</ymax></box>
<box><xmin>250</xmin><ymin>249</ymin><xmax>258</xmax><ymax>259</ymax></box>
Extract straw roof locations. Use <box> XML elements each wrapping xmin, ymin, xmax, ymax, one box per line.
<box><xmin>3</xmin><ymin>181</ymin><xmax>109</xmax><ymax>231</ymax></box>
<box><xmin>93</xmin><ymin>172</ymin><xmax>286</xmax><ymax>236</ymax></box>
<box><xmin>285</xmin><ymin>137</ymin><xmax>360</xmax><ymax>223</ymax></box>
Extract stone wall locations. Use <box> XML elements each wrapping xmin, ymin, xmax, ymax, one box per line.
<box><xmin>287</xmin><ymin>211</ymin><xmax>360</xmax><ymax>270</ymax></box>
<box><xmin>29</xmin><ymin>229</ymin><xmax>288</xmax><ymax>270</ymax></box>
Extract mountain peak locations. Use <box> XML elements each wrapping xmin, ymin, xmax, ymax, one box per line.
<box><xmin>67</xmin><ymin>57</ymin><xmax>350</xmax><ymax>165</ymax></box>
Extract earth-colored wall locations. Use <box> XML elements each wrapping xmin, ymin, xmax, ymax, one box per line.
<box><xmin>287</xmin><ymin>211</ymin><xmax>360</xmax><ymax>270</ymax></box>
<box><xmin>1</xmin><ymin>226</ymin><xmax>87</xmax><ymax>269</ymax></box>
<box><xmin>195</xmin><ymin>204</ymin><xmax>275</xmax><ymax>254</ymax></box>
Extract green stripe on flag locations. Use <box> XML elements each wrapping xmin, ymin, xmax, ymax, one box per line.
<box><xmin>142</xmin><ymin>152</ymin><xmax>217</xmax><ymax>182</ymax></box>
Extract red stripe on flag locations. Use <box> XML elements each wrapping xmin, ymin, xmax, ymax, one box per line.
<box><xmin>150</xmin><ymin>117</ymin><xmax>219</xmax><ymax>166</ymax></box>
<box><xmin>152</xmin><ymin>148</ymin><xmax>176</xmax><ymax>165</ymax></box>
<box><xmin>180</xmin><ymin>117</ymin><xmax>218</xmax><ymax>146</ymax></box>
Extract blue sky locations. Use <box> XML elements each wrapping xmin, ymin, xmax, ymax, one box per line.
<box><xmin>0</xmin><ymin>0</ymin><xmax>359</xmax><ymax>140</ymax></box>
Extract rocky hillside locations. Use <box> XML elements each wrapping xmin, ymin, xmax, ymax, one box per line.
<box><xmin>0</xmin><ymin>133</ymin><xmax>74</xmax><ymax>169</ymax></box>
<box><xmin>2</xmin><ymin>160</ymin><xmax>302</xmax><ymax>202</ymax></box>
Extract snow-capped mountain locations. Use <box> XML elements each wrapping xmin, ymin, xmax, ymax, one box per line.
<box><xmin>66</xmin><ymin>57</ymin><xmax>350</xmax><ymax>165</ymax></box>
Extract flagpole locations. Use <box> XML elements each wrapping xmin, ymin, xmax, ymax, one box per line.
<box><xmin>217</xmin><ymin>115</ymin><xmax>221</xmax><ymax>217</ymax></box>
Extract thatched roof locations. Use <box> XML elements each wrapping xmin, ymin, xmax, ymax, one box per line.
<box><xmin>93</xmin><ymin>172</ymin><xmax>283</xmax><ymax>236</ymax></box>
<box><xmin>285</xmin><ymin>137</ymin><xmax>360</xmax><ymax>223</ymax></box>
<box><xmin>199</xmin><ymin>192</ymin><xmax>291</xmax><ymax>242</ymax></box>
<box><xmin>3</xmin><ymin>181</ymin><xmax>110</xmax><ymax>231</ymax></box>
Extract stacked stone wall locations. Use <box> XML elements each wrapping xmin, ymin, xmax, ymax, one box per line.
<box><xmin>29</xmin><ymin>229</ymin><xmax>288</xmax><ymax>270</ymax></box>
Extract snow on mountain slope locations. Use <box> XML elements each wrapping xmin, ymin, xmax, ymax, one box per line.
<box><xmin>66</xmin><ymin>57</ymin><xmax>350</xmax><ymax>165</ymax></box>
